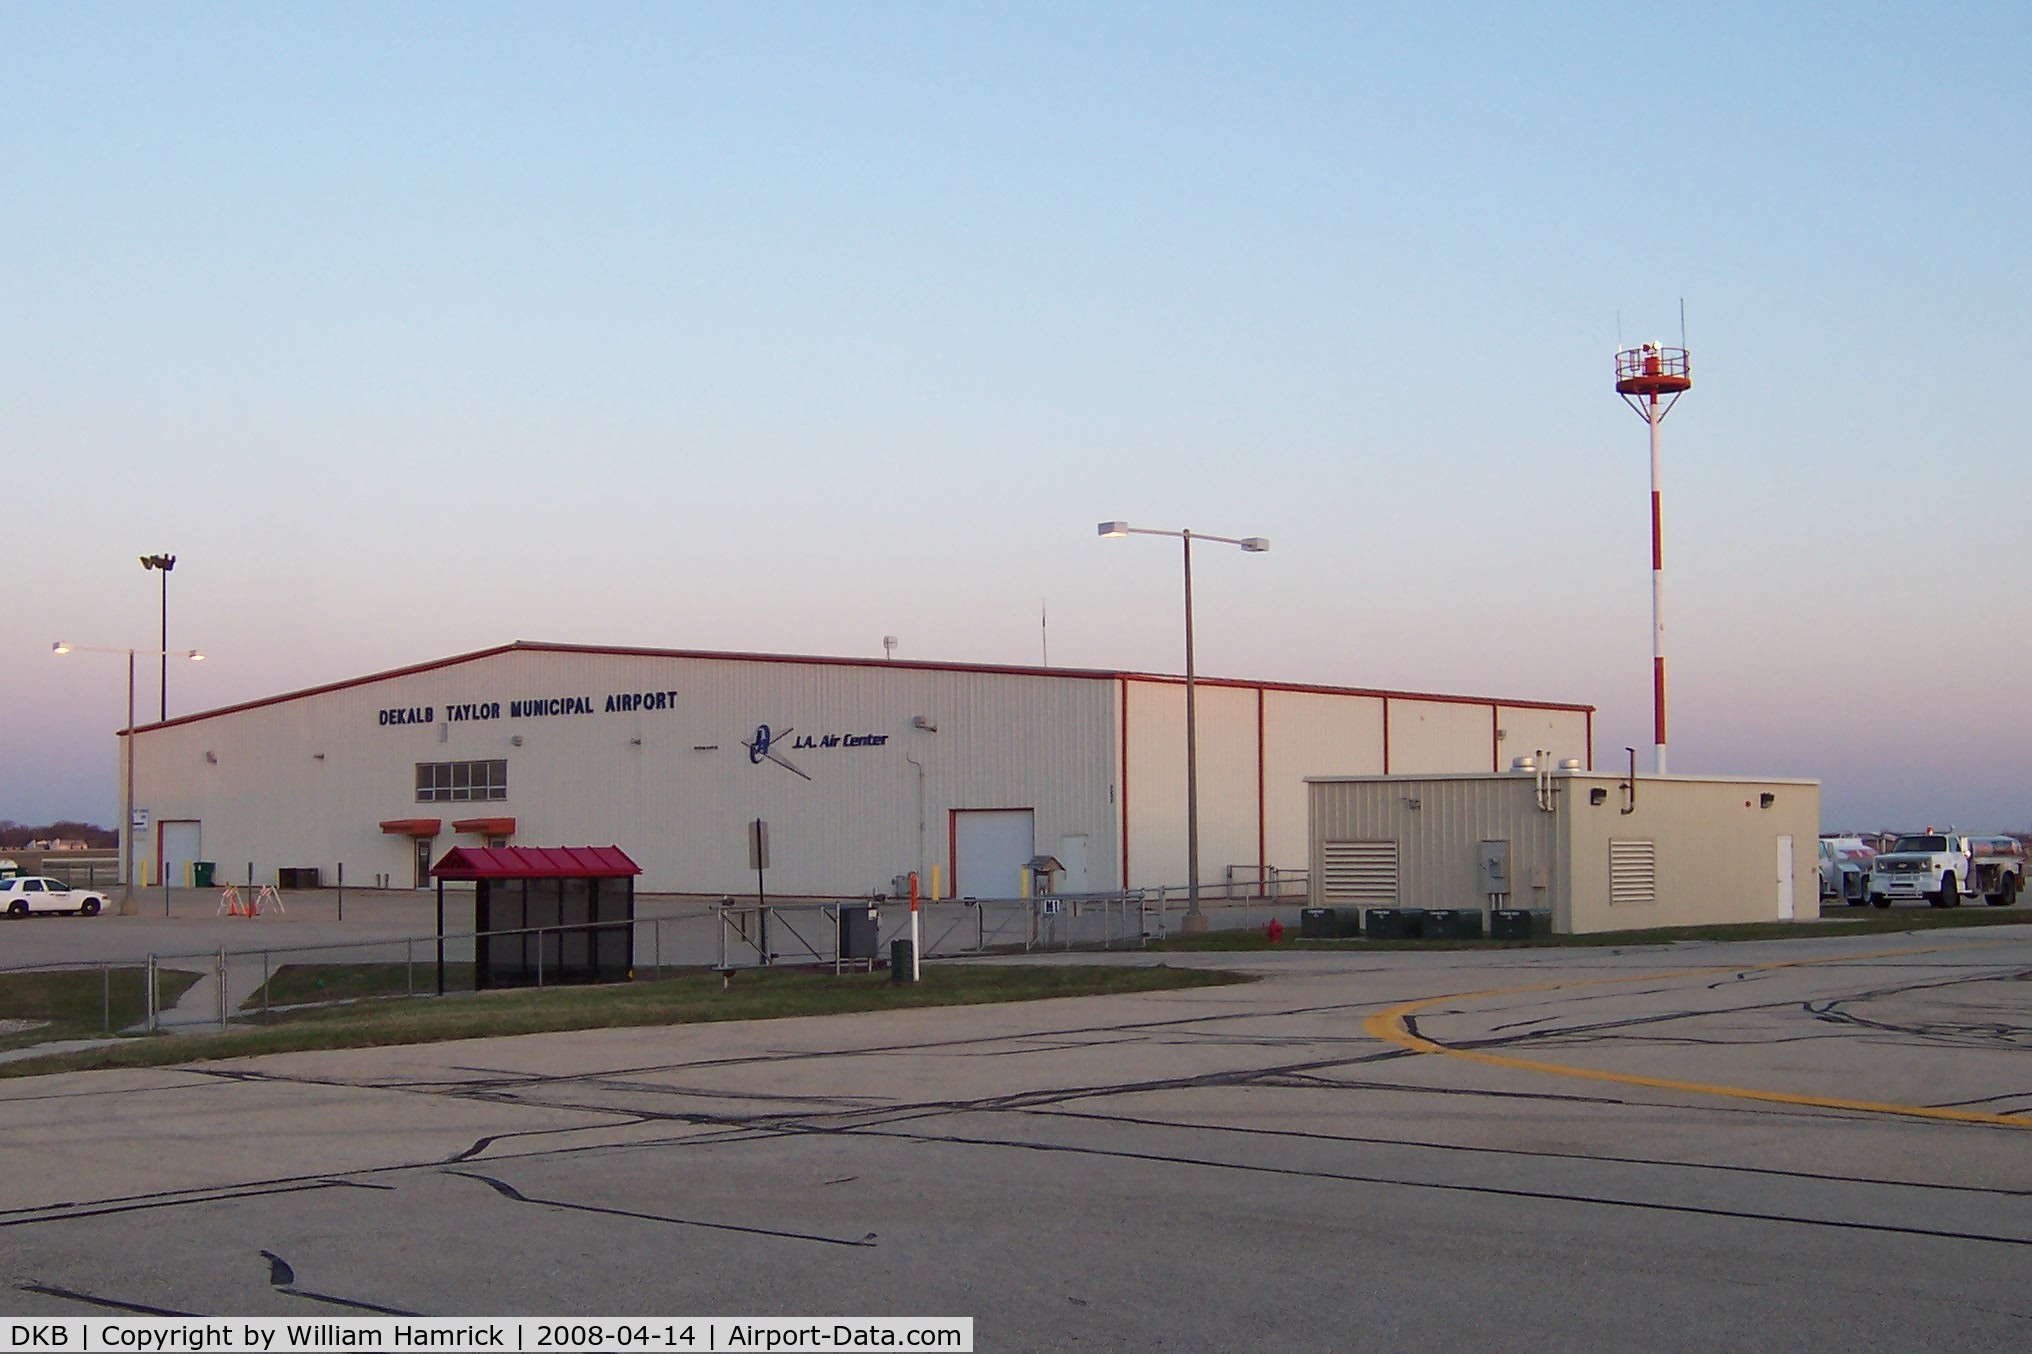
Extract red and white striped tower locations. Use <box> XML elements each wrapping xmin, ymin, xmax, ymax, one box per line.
<box><xmin>1614</xmin><ymin>341</ymin><xmax>1691</xmax><ymax>775</ymax></box>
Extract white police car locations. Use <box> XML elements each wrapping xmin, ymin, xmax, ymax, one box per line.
<box><xmin>0</xmin><ymin>876</ymin><xmax>108</xmax><ymax>917</ymax></box>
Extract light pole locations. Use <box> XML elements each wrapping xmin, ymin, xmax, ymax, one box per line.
<box><xmin>53</xmin><ymin>642</ymin><xmax>205</xmax><ymax>914</ymax></box>
<box><xmin>1098</xmin><ymin>521</ymin><xmax>1269</xmax><ymax>934</ymax></box>
<box><xmin>140</xmin><ymin>554</ymin><xmax>177</xmax><ymax>723</ymax></box>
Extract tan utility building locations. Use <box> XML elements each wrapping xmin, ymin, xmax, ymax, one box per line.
<box><xmin>1307</xmin><ymin>766</ymin><xmax>1820</xmax><ymax>934</ymax></box>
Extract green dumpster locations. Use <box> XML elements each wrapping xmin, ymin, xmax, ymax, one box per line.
<box><xmin>192</xmin><ymin>861</ymin><xmax>216</xmax><ymax>888</ymax></box>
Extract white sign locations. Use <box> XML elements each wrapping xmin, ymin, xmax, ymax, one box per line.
<box><xmin>0</xmin><ymin>1318</ymin><xmax>975</xmax><ymax>1352</ymax></box>
<box><xmin>131</xmin><ymin>808</ymin><xmax>149</xmax><ymax>830</ymax></box>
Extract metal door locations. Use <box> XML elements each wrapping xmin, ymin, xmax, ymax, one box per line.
<box><xmin>952</xmin><ymin>809</ymin><xmax>1034</xmax><ymax>899</ymax></box>
<box><xmin>414</xmin><ymin>836</ymin><xmax>435</xmax><ymax>890</ymax></box>
<box><xmin>1777</xmin><ymin>835</ymin><xmax>1795</xmax><ymax>920</ymax></box>
<box><xmin>160</xmin><ymin>821</ymin><xmax>202</xmax><ymax>888</ymax></box>
<box><xmin>1057</xmin><ymin>834</ymin><xmax>1091</xmax><ymax>894</ymax></box>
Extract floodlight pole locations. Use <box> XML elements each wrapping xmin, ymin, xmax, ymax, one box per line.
<box><xmin>141</xmin><ymin>554</ymin><xmax>177</xmax><ymax>723</ymax></box>
<box><xmin>1098</xmin><ymin>521</ymin><xmax>1268</xmax><ymax>934</ymax></box>
<box><xmin>1181</xmin><ymin>530</ymin><xmax>1200</xmax><ymax>932</ymax></box>
<box><xmin>125</xmin><ymin>649</ymin><xmax>136</xmax><ymax>908</ymax></box>
<box><xmin>54</xmin><ymin>640</ymin><xmax>206</xmax><ymax>915</ymax></box>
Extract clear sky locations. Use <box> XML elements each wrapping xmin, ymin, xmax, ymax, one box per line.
<box><xmin>4</xmin><ymin>3</ymin><xmax>2026</xmax><ymax>832</ymax></box>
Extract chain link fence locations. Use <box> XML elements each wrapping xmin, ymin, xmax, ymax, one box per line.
<box><xmin>0</xmin><ymin>882</ymin><xmax>1300</xmax><ymax>1050</ymax></box>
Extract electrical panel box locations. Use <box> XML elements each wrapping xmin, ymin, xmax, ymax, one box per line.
<box><xmin>1479</xmin><ymin>840</ymin><xmax>1510</xmax><ymax>894</ymax></box>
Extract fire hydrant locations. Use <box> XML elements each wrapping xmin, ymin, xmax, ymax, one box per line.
<box><xmin>1265</xmin><ymin>917</ymin><xmax>1285</xmax><ymax>944</ymax></box>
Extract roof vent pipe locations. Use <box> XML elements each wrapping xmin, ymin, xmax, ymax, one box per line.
<box><xmin>1510</xmin><ymin>756</ymin><xmax>1537</xmax><ymax>773</ymax></box>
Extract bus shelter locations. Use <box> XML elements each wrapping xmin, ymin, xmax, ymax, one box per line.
<box><xmin>431</xmin><ymin>844</ymin><xmax>641</xmax><ymax>993</ymax></box>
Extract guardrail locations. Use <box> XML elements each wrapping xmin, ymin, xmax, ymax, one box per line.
<box><xmin>15</xmin><ymin>856</ymin><xmax>121</xmax><ymax>888</ymax></box>
<box><xmin>1219</xmin><ymin>866</ymin><xmax>1308</xmax><ymax>899</ymax></box>
<box><xmin>712</xmin><ymin>891</ymin><xmax>1164</xmax><ymax>971</ymax></box>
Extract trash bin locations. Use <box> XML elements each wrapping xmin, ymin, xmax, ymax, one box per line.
<box><xmin>192</xmin><ymin>861</ymin><xmax>216</xmax><ymax>888</ymax></box>
<box><xmin>890</xmin><ymin>938</ymin><xmax>916</xmax><ymax>984</ymax></box>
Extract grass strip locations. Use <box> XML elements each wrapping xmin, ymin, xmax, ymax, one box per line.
<box><xmin>1150</xmin><ymin>904</ymin><xmax>2031</xmax><ymax>951</ymax></box>
<box><xmin>0</xmin><ymin>968</ymin><xmax>202</xmax><ymax>1051</ymax></box>
<box><xmin>254</xmin><ymin>962</ymin><xmax>476</xmax><ymax>1005</ymax></box>
<box><xmin>3</xmin><ymin>963</ymin><xmax>1249</xmax><ymax>1078</ymax></box>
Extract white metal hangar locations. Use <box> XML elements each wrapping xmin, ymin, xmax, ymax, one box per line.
<box><xmin>118</xmin><ymin>641</ymin><xmax>1595</xmax><ymax>898</ymax></box>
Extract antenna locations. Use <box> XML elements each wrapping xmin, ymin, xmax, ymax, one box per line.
<box><xmin>1679</xmin><ymin>297</ymin><xmax>1687</xmax><ymax>350</ymax></box>
<box><xmin>1613</xmin><ymin>322</ymin><xmax>1692</xmax><ymax>775</ymax></box>
<box><xmin>1040</xmin><ymin>599</ymin><xmax>1049</xmax><ymax>666</ymax></box>
<box><xmin>882</xmin><ymin>635</ymin><xmax>898</xmax><ymax>661</ymax></box>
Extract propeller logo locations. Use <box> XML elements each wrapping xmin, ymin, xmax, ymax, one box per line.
<box><xmin>742</xmin><ymin>723</ymin><xmax>810</xmax><ymax>780</ymax></box>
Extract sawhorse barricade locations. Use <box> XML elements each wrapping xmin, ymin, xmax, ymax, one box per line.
<box><xmin>217</xmin><ymin>884</ymin><xmax>285</xmax><ymax>917</ymax></box>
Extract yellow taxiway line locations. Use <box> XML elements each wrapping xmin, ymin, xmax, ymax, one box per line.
<box><xmin>1362</xmin><ymin>942</ymin><xmax>2030</xmax><ymax>1129</ymax></box>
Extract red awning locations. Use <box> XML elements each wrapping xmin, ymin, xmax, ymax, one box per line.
<box><xmin>430</xmin><ymin>845</ymin><xmax>642</xmax><ymax>881</ymax></box>
<box><xmin>380</xmin><ymin>818</ymin><xmax>443</xmax><ymax>837</ymax></box>
<box><xmin>451</xmin><ymin>817</ymin><xmax>517</xmax><ymax>837</ymax></box>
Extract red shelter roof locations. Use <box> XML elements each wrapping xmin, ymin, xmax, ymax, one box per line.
<box><xmin>431</xmin><ymin>845</ymin><xmax>641</xmax><ymax>881</ymax></box>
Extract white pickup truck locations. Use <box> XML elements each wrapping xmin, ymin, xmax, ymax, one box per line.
<box><xmin>1868</xmin><ymin>833</ymin><xmax>2023</xmax><ymax>908</ymax></box>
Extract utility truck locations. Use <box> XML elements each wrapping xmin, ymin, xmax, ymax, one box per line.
<box><xmin>1868</xmin><ymin>833</ymin><xmax>2022</xmax><ymax>908</ymax></box>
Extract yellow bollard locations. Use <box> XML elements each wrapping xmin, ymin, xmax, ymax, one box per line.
<box><xmin>931</xmin><ymin>865</ymin><xmax>943</xmax><ymax>900</ymax></box>
<box><xmin>1019</xmin><ymin>866</ymin><xmax>1032</xmax><ymax>899</ymax></box>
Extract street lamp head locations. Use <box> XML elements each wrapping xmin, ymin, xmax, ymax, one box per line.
<box><xmin>188</xmin><ymin>650</ymin><xmax>205</xmax><ymax>662</ymax></box>
<box><xmin>1097</xmin><ymin>521</ymin><xmax>1129</xmax><ymax>538</ymax></box>
<box><xmin>52</xmin><ymin>641</ymin><xmax>71</xmax><ymax>655</ymax></box>
<box><xmin>1240</xmin><ymin>537</ymin><xmax>1270</xmax><ymax>553</ymax></box>
<box><xmin>140</xmin><ymin>554</ymin><xmax>176</xmax><ymax>572</ymax></box>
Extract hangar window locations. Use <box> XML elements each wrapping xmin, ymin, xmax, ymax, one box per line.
<box><xmin>416</xmin><ymin>759</ymin><xmax>508</xmax><ymax>803</ymax></box>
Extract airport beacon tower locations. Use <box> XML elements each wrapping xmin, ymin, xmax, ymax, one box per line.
<box><xmin>1615</xmin><ymin>339</ymin><xmax>1691</xmax><ymax>775</ymax></box>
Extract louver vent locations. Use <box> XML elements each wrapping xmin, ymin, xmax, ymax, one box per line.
<box><xmin>1609</xmin><ymin>839</ymin><xmax>1657</xmax><ymax>907</ymax></box>
<box><xmin>1323</xmin><ymin>840</ymin><xmax>1399</xmax><ymax>905</ymax></box>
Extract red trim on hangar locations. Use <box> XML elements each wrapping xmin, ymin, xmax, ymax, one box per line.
<box><xmin>451</xmin><ymin>817</ymin><xmax>516</xmax><ymax>837</ymax></box>
<box><xmin>380</xmin><ymin>818</ymin><xmax>443</xmax><ymax>837</ymax></box>
<box><xmin>431</xmin><ymin>844</ymin><xmax>641</xmax><ymax>881</ymax></box>
<box><xmin>131</xmin><ymin>639</ymin><xmax>1595</xmax><ymax>733</ymax></box>
<box><xmin>1119</xmin><ymin>678</ymin><xmax>1131</xmax><ymax>890</ymax></box>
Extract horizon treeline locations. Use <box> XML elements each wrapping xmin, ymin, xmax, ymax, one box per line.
<box><xmin>0</xmin><ymin>820</ymin><xmax>117</xmax><ymax>849</ymax></box>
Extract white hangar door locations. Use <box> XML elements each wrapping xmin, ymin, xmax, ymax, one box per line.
<box><xmin>161</xmin><ymin>821</ymin><xmax>202</xmax><ymax>888</ymax></box>
<box><xmin>953</xmin><ymin>810</ymin><xmax>1034</xmax><ymax>900</ymax></box>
